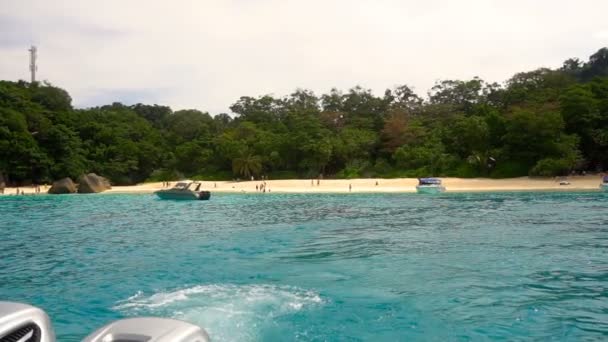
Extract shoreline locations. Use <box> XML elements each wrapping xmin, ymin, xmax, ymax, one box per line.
<box><xmin>1</xmin><ymin>176</ymin><xmax>604</xmax><ymax>195</ymax></box>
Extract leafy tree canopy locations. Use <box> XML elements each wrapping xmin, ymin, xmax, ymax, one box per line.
<box><xmin>1</xmin><ymin>48</ymin><xmax>608</xmax><ymax>185</ymax></box>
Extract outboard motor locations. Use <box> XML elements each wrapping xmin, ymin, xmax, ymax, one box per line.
<box><xmin>83</xmin><ymin>317</ymin><xmax>210</xmax><ymax>342</ymax></box>
<box><xmin>0</xmin><ymin>301</ymin><xmax>55</xmax><ymax>342</ymax></box>
<box><xmin>1</xmin><ymin>302</ymin><xmax>210</xmax><ymax>342</ymax></box>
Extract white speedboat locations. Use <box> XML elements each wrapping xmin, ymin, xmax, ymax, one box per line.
<box><xmin>416</xmin><ymin>178</ymin><xmax>446</xmax><ymax>194</ymax></box>
<box><xmin>155</xmin><ymin>181</ymin><xmax>211</xmax><ymax>200</ymax></box>
<box><xmin>601</xmin><ymin>176</ymin><xmax>608</xmax><ymax>191</ymax></box>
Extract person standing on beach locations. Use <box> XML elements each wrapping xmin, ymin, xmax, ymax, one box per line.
<box><xmin>349</xmin><ymin>184</ymin><xmax>352</xmax><ymax>192</ymax></box>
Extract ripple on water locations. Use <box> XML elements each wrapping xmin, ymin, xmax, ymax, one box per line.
<box><xmin>1</xmin><ymin>192</ymin><xmax>608</xmax><ymax>341</ymax></box>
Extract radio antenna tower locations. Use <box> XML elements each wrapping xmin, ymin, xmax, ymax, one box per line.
<box><xmin>29</xmin><ymin>46</ymin><xmax>38</xmax><ymax>83</ymax></box>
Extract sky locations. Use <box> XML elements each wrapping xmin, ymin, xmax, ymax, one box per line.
<box><xmin>0</xmin><ymin>0</ymin><xmax>607</xmax><ymax>114</ymax></box>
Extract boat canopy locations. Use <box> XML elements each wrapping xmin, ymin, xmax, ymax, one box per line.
<box><xmin>173</xmin><ymin>182</ymin><xmax>191</xmax><ymax>189</ymax></box>
<box><xmin>603</xmin><ymin>176</ymin><xmax>608</xmax><ymax>183</ymax></box>
<box><xmin>418</xmin><ymin>178</ymin><xmax>442</xmax><ymax>185</ymax></box>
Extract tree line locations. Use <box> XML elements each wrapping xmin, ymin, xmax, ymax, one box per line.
<box><xmin>1</xmin><ymin>48</ymin><xmax>607</xmax><ymax>185</ymax></box>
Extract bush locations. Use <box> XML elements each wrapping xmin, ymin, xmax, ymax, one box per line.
<box><xmin>267</xmin><ymin>170</ymin><xmax>299</xmax><ymax>180</ymax></box>
<box><xmin>191</xmin><ymin>170</ymin><xmax>233</xmax><ymax>181</ymax></box>
<box><xmin>449</xmin><ymin>162</ymin><xmax>479</xmax><ymax>178</ymax></box>
<box><xmin>530</xmin><ymin>158</ymin><xmax>573</xmax><ymax>176</ymax></box>
<box><xmin>147</xmin><ymin>169</ymin><xmax>184</xmax><ymax>182</ymax></box>
<box><xmin>336</xmin><ymin>160</ymin><xmax>370</xmax><ymax>179</ymax></box>
<box><xmin>393</xmin><ymin>145</ymin><xmax>457</xmax><ymax>176</ymax></box>
<box><xmin>489</xmin><ymin>161</ymin><xmax>530</xmax><ymax>178</ymax></box>
<box><xmin>373</xmin><ymin>158</ymin><xmax>392</xmax><ymax>175</ymax></box>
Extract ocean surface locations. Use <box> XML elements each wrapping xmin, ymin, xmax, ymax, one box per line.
<box><xmin>1</xmin><ymin>192</ymin><xmax>607</xmax><ymax>341</ymax></box>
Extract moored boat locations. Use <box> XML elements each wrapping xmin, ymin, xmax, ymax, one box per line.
<box><xmin>601</xmin><ymin>176</ymin><xmax>608</xmax><ymax>191</ymax></box>
<box><xmin>155</xmin><ymin>181</ymin><xmax>211</xmax><ymax>200</ymax></box>
<box><xmin>416</xmin><ymin>178</ymin><xmax>446</xmax><ymax>194</ymax></box>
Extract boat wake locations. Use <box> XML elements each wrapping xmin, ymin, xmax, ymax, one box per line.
<box><xmin>113</xmin><ymin>284</ymin><xmax>324</xmax><ymax>341</ymax></box>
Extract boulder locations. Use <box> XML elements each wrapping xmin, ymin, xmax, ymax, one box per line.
<box><xmin>77</xmin><ymin>173</ymin><xmax>111</xmax><ymax>193</ymax></box>
<box><xmin>48</xmin><ymin>178</ymin><xmax>77</xmax><ymax>194</ymax></box>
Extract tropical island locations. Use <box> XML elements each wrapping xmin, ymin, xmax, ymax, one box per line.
<box><xmin>1</xmin><ymin>48</ymin><xmax>607</xmax><ymax>193</ymax></box>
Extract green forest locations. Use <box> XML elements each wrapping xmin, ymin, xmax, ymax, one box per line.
<box><xmin>1</xmin><ymin>48</ymin><xmax>608</xmax><ymax>186</ymax></box>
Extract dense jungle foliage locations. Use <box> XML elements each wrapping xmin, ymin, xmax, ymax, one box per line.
<box><xmin>1</xmin><ymin>48</ymin><xmax>607</xmax><ymax>185</ymax></box>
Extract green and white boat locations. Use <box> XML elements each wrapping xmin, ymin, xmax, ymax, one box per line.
<box><xmin>155</xmin><ymin>181</ymin><xmax>211</xmax><ymax>200</ymax></box>
<box><xmin>601</xmin><ymin>176</ymin><xmax>608</xmax><ymax>191</ymax></box>
<box><xmin>416</xmin><ymin>178</ymin><xmax>446</xmax><ymax>194</ymax></box>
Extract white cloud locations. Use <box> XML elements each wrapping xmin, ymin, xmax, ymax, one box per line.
<box><xmin>0</xmin><ymin>0</ymin><xmax>607</xmax><ymax>113</ymax></box>
<box><xmin>594</xmin><ymin>30</ymin><xmax>608</xmax><ymax>40</ymax></box>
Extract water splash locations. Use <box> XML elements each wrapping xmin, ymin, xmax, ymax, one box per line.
<box><xmin>114</xmin><ymin>284</ymin><xmax>324</xmax><ymax>341</ymax></box>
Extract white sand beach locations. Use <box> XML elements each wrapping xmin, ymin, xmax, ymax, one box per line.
<box><xmin>2</xmin><ymin>176</ymin><xmax>604</xmax><ymax>195</ymax></box>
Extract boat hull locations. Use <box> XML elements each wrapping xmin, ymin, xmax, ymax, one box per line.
<box><xmin>416</xmin><ymin>185</ymin><xmax>446</xmax><ymax>194</ymax></box>
<box><xmin>155</xmin><ymin>190</ymin><xmax>211</xmax><ymax>200</ymax></box>
<box><xmin>601</xmin><ymin>184</ymin><xmax>608</xmax><ymax>191</ymax></box>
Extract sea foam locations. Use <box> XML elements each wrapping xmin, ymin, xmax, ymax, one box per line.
<box><xmin>114</xmin><ymin>284</ymin><xmax>324</xmax><ymax>341</ymax></box>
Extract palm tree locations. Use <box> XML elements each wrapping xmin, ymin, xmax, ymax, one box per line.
<box><xmin>232</xmin><ymin>154</ymin><xmax>262</xmax><ymax>178</ymax></box>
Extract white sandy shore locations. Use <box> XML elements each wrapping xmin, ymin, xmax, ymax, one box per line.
<box><xmin>1</xmin><ymin>176</ymin><xmax>604</xmax><ymax>195</ymax></box>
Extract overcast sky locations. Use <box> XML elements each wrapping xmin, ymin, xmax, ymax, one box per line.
<box><xmin>1</xmin><ymin>0</ymin><xmax>607</xmax><ymax>114</ymax></box>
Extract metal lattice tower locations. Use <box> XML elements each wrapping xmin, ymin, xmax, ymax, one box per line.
<box><xmin>29</xmin><ymin>46</ymin><xmax>37</xmax><ymax>83</ymax></box>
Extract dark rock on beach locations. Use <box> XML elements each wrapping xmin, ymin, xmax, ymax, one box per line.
<box><xmin>48</xmin><ymin>178</ymin><xmax>77</xmax><ymax>194</ymax></box>
<box><xmin>77</xmin><ymin>173</ymin><xmax>112</xmax><ymax>193</ymax></box>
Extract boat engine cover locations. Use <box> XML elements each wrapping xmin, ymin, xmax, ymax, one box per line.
<box><xmin>82</xmin><ymin>317</ymin><xmax>210</xmax><ymax>342</ymax></box>
<box><xmin>0</xmin><ymin>301</ymin><xmax>55</xmax><ymax>342</ymax></box>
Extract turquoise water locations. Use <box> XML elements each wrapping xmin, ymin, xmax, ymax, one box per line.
<box><xmin>1</xmin><ymin>192</ymin><xmax>607</xmax><ymax>341</ymax></box>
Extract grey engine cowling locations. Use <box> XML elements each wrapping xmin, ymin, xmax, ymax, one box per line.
<box><xmin>82</xmin><ymin>317</ymin><xmax>210</xmax><ymax>342</ymax></box>
<box><xmin>0</xmin><ymin>302</ymin><xmax>210</xmax><ymax>342</ymax></box>
<box><xmin>0</xmin><ymin>301</ymin><xmax>55</xmax><ymax>342</ymax></box>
